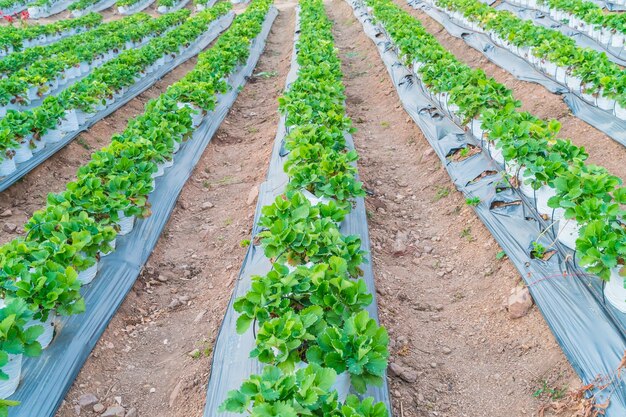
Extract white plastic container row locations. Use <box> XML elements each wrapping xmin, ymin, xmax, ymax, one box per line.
<box><xmin>0</xmin><ymin>26</ymin><xmax>204</xmax><ymax>177</ymax></box>
<box><xmin>411</xmin><ymin>60</ymin><xmax>583</xmax><ymax>253</ymax></box>
<box><xmin>117</xmin><ymin>0</ymin><xmax>154</xmax><ymax>15</ymax></box>
<box><xmin>436</xmin><ymin>1</ymin><xmax>626</xmax><ymax>122</ymax></box>
<box><xmin>4</xmin><ymin>25</ymin><xmax>183</xmax><ymax>111</ymax></box>
<box><xmin>70</xmin><ymin>0</ymin><xmax>116</xmax><ymax>17</ymax></box>
<box><xmin>19</xmin><ymin>25</ymin><xmax>93</xmax><ymax>50</ymax></box>
<box><xmin>28</xmin><ymin>0</ymin><xmax>74</xmax><ymax>18</ymax></box>
<box><xmin>0</xmin><ymin>95</ymin><xmax>191</xmax><ymax>398</ymax></box>
<box><xmin>0</xmin><ymin>1</ymin><xmax>30</xmax><ymax>17</ymax></box>
<box><xmin>510</xmin><ymin>0</ymin><xmax>626</xmax><ymax>48</ymax></box>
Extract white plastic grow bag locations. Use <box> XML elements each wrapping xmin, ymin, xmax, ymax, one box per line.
<box><xmin>0</xmin><ymin>354</ymin><xmax>22</xmax><ymax>398</ymax></box>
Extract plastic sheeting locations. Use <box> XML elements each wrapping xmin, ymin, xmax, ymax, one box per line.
<box><xmin>0</xmin><ymin>12</ymin><xmax>235</xmax><ymax>193</ymax></box>
<box><xmin>202</xmin><ymin>7</ymin><xmax>393</xmax><ymax>416</ymax></box>
<box><xmin>408</xmin><ymin>0</ymin><xmax>626</xmax><ymax>148</ymax></box>
<box><xmin>5</xmin><ymin>8</ymin><xmax>272</xmax><ymax>417</ymax></box>
<box><xmin>348</xmin><ymin>0</ymin><xmax>626</xmax><ymax>414</ymax></box>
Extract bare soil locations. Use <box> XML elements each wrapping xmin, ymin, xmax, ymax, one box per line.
<box><xmin>396</xmin><ymin>0</ymin><xmax>626</xmax><ymax>184</ymax></box>
<box><xmin>54</xmin><ymin>4</ymin><xmax>295</xmax><ymax>417</ymax></box>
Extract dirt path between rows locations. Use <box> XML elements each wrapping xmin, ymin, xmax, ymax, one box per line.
<box><xmin>0</xmin><ymin>28</ymin><xmax>225</xmax><ymax>246</ymax></box>
<box><xmin>54</xmin><ymin>4</ymin><xmax>295</xmax><ymax>417</ymax></box>
<box><xmin>326</xmin><ymin>0</ymin><xmax>577</xmax><ymax>416</ymax></box>
<box><xmin>393</xmin><ymin>0</ymin><xmax>626</xmax><ymax>184</ymax></box>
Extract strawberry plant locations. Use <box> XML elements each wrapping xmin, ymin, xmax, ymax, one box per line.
<box><xmin>219</xmin><ymin>364</ymin><xmax>340</xmax><ymax>416</ymax></box>
<box><xmin>306</xmin><ymin>310</ymin><xmax>389</xmax><ymax>394</ymax></box>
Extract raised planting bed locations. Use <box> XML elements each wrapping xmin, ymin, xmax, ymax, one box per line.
<box><xmin>204</xmin><ymin>1</ymin><xmax>392</xmax><ymax>416</ymax></box>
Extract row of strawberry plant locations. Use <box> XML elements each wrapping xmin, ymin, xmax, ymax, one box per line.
<box><xmin>27</xmin><ymin>0</ymin><xmax>77</xmax><ymax>18</ymax></box>
<box><xmin>0</xmin><ymin>12</ymin><xmax>101</xmax><ymax>54</ymax></box>
<box><xmin>117</xmin><ymin>0</ymin><xmax>154</xmax><ymax>14</ymax></box>
<box><xmin>0</xmin><ymin>3</ymin><xmax>230</xmax><ymax>180</ymax></box>
<box><xmin>156</xmin><ymin>0</ymin><xmax>188</xmax><ymax>13</ymax></box>
<box><xmin>217</xmin><ymin>0</ymin><xmax>389</xmax><ymax>415</ymax></box>
<box><xmin>0</xmin><ymin>13</ymin><xmax>149</xmax><ymax>79</ymax></box>
<box><xmin>428</xmin><ymin>0</ymin><xmax>626</xmax><ymax>121</ymax></box>
<box><xmin>0</xmin><ymin>1</ymin><xmax>270</xmax><ymax>413</ymax></box>
<box><xmin>367</xmin><ymin>0</ymin><xmax>626</xmax><ymax>309</ymax></box>
<box><xmin>0</xmin><ymin>11</ymin><xmax>189</xmax><ymax>110</ymax></box>
<box><xmin>511</xmin><ymin>0</ymin><xmax>626</xmax><ymax>49</ymax></box>
<box><xmin>68</xmin><ymin>0</ymin><xmax>117</xmax><ymax>16</ymax></box>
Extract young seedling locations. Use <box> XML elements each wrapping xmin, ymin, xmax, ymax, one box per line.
<box><xmin>465</xmin><ymin>197</ymin><xmax>480</xmax><ymax>206</ymax></box>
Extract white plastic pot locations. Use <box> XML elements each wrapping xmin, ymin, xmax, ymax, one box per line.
<box><xmin>117</xmin><ymin>210</ymin><xmax>135</xmax><ymax>236</ymax></box>
<box><xmin>604</xmin><ymin>267</ymin><xmax>626</xmax><ymax>313</ymax></box>
<box><xmin>117</xmin><ymin>5</ymin><xmax>128</xmax><ymax>13</ymax></box>
<box><xmin>31</xmin><ymin>138</ymin><xmax>45</xmax><ymax>154</ymax></box>
<box><xmin>543</xmin><ymin>61</ymin><xmax>557</xmax><ymax>77</ymax></box>
<box><xmin>470</xmin><ymin>118</ymin><xmax>485</xmax><ymax>141</ymax></box>
<box><xmin>196</xmin><ymin>3</ymin><xmax>205</xmax><ymax>10</ymax></box>
<box><xmin>555</xmin><ymin>216</ymin><xmax>581</xmax><ymax>250</ymax></box>
<box><xmin>0</xmin><ymin>157</ymin><xmax>16</xmax><ymax>177</ymax></box>
<box><xmin>157</xmin><ymin>5</ymin><xmax>167</xmax><ymax>12</ymax></box>
<box><xmin>611</xmin><ymin>33</ymin><xmax>625</xmax><ymax>48</ymax></box>
<box><xmin>60</xmin><ymin>110</ymin><xmax>79</xmax><ymax>132</ymax></box>
<box><xmin>615</xmin><ymin>103</ymin><xmax>626</xmax><ymax>121</ymax></box>
<box><xmin>596</xmin><ymin>94</ymin><xmax>616</xmax><ymax>111</ymax></box>
<box><xmin>173</xmin><ymin>141</ymin><xmax>181</xmax><ymax>154</ymax></box>
<box><xmin>534</xmin><ymin>185</ymin><xmax>556</xmax><ymax>216</ymax></box>
<box><xmin>25</xmin><ymin>313</ymin><xmax>55</xmax><ymax>349</ymax></box>
<box><xmin>27</xmin><ymin>86</ymin><xmax>39</xmax><ymax>101</ymax></box>
<box><xmin>163</xmin><ymin>158</ymin><xmax>174</xmax><ymax>168</ymax></box>
<box><xmin>0</xmin><ymin>354</ymin><xmax>22</xmax><ymax>398</ymax></box>
<box><xmin>301</xmin><ymin>189</ymin><xmax>332</xmax><ymax>206</ymax></box>
<box><xmin>151</xmin><ymin>162</ymin><xmax>165</xmax><ymax>178</ymax></box>
<box><xmin>77</xmin><ymin>259</ymin><xmax>98</xmax><ymax>285</ymax></box>
<box><xmin>566</xmin><ymin>75</ymin><xmax>582</xmax><ymax>92</ymax></box>
<box><xmin>555</xmin><ymin>66</ymin><xmax>566</xmax><ymax>84</ymax></box>
<box><xmin>42</xmin><ymin>128</ymin><xmax>62</xmax><ymax>144</ymax></box>
<box><xmin>487</xmin><ymin>142</ymin><xmax>505</xmax><ymax>165</ymax></box>
<box><xmin>14</xmin><ymin>140</ymin><xmax>33</xmax><ymax>163</ymax></box>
